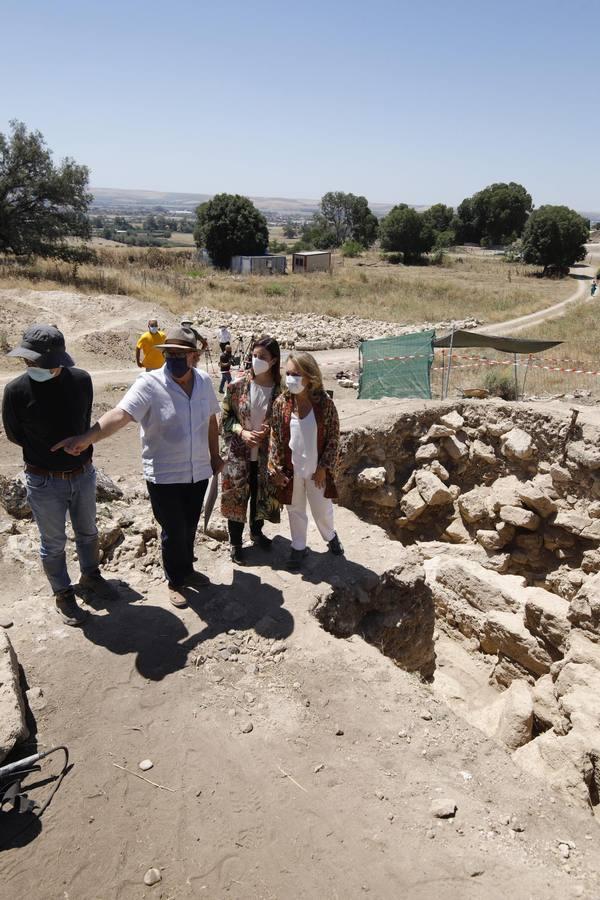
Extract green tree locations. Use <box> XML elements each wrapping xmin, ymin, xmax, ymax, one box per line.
<box><xmin>318</xmin><ymin>191</ymin><xmax>379</xmax><ymax>247</ymax></box>
<box><xmin>422</xmin><ymin>203</ymin><xmax>454</xmax><ymax>233</ymax></box>
<box><xmin>454</xmin><ymin>182</ymin><xmax>533</xmax><ymax>245</ymax></box>
<box><xmin>144</xmin><ymin>214</ymin><xmax>157</xmax><ymax>232</ymax></box>
<box><xmin>521</xmin><ymin>205</ymin><xmax>589</xmax><ymax>275</ymax></box>
<box><xmin>194</xmin><ymin>194</ymin><xmax>269</xmax><ymax>268</ymax></box>
<box><xmin>283</xmin><ymin>219</ymin><xmax>297</xmax><ymax>239</ymax></box>
<box><xmin>379</xmin><ymin>204</ymin><xmax>435</xmax><ymax>263</ymax></box>
<box><xmin>0</xmin><ymin>120</ymin><xmax>92</xmax><ymax>261</ymax></box>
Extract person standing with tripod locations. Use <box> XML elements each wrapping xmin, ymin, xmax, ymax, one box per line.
<box><xmin>218</xmin><ymin>343</ymin><xmax>233</xmax><ymax>393</ymax></box>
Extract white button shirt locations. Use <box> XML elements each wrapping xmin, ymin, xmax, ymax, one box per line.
<box><xmin>118</xmin><ymin>367</ymin><xmax>220</xmax><ymax>484</ymax></box>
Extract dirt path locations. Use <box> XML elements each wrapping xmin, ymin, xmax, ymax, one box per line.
<box><xmin>475</xmin><ymin>244</ymin><xmax>600</xmax><ymax>337</ymax></box>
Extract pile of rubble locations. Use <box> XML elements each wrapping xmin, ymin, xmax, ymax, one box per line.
<box><xmin>193</xmin><ymin>306</ymin><xmax>480</xmax><ymax>351</ymax></box>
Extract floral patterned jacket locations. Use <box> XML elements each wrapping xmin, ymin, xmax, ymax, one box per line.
<box><xmin>268</xmin><ymin>390</ymin><xmax>339</xmax><ymax>505</ymax></box>
<box><xmin>220</xmin><ymin>373</ymin><xmax>283</xmax><ymax>524</ymax></box>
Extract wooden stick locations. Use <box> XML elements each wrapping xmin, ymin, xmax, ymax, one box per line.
<box><xmin>112</xmin><ymin>762</ymin><xmax>176</xmax><ymax>793</ymax></box>
<box><xmin>277</xmin><ymin>765</ymin><xmax>308</xmax><ymax>793</ymax></box>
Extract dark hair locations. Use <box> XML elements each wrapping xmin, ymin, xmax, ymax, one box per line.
<box><xmin>251</xmin><ymin>334</ymin><xmax>281</xmax><ymax>385</ymax></box>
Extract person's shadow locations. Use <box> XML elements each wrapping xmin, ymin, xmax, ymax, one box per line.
<box><xmin>79</xmin><ymin>572</ymin><xmax>293</xmax><ymax>681</ymax></box>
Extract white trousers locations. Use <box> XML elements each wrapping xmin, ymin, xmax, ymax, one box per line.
<box><xmin>287</xmin><ymin>476</ymin><xmax>336</xmax><ymax>551</ymax></box>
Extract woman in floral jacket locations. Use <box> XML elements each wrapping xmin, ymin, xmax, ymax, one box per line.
<box><xmin>221</xmin><ymin>336</ymin><xmax>283</xmax><ymax>564</ymax></box>
<box><xmin>268</xmin><ymin>350</ymin><xmax>343</xmax><ymax>571</ymax></box>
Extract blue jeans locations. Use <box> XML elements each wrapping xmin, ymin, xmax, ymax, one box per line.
<box><xmin>219</xmin><ymin>371</ymin><xmax>232</xmax><ymax>393</ymax></box>
<box><xmin>25</xmin><ymin>464</ymin><xmax>100</xmax><ymax>595</ymax></box>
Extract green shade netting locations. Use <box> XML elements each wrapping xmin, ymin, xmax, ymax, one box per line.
<box><xmin>358</xmin><ymin>330</ymin><xmax>434</xmax><ymax>400</ymax></box>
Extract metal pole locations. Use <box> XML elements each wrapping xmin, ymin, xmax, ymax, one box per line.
<box><xmin>513</xmin><ymin>353</ymin><xmax>519</xmax><ymax>400</ymax></box>
<box><xmin>444</xmin><ymin>326</ymin><xmax>456</xmax><ymax>400</ymax></box>
<box><xmin>521</xmin><ymin>354</ymin><xmax>532</xmax><ymax>400</ymax></box>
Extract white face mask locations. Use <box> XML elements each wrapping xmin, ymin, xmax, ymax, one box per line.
<box><xmin>149</xmin><ymin>325</ymin><xmax>158</xmax><ymax>334</ymax></box>
<box><xmin>286</xmin><ymin>374</ymin><xmax>304</xmax><ymax>394</ymax></box>
<box><xmin>252</xmin><ymin>356</ymin><xmax>271</xmax><ymax>376</ymax></box>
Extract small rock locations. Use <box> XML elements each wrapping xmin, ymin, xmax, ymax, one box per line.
<box><xmin>465</xmin><ymin>859</ymin><xmax>485</xmax><ymax>878</ymax></box>
<box><xmin>559</xmin><ymin>842</ymin><xmax>570</xmax><ymax>860</ymax></box>
<box><xmin>335</xmin><ymin>725</ymin><xmax>344</xmax><ymax>736</ymax></box>
<box><xmin>375</xmin><ymin>790</ymin><xmax>385</xmax><ymax>800</ymax></box>
<box><xmin>0</xmin><ymin>619</ymin><xmax>14</xmax><ymax>629</ymax></box>
<box><xmin>139</xmin><ymin>759</ymin><xmax>153</xmax><ymax>771</ymax></box>
<box><xmin>143</xmin><ymin>867</ymin><xmax>161</xmax><ymax>886</ymax></box>
<box><xmin>314</xmin><ymin>763</ymin><xmax>325</xmax><ymax>773</ymax></box>
<box><xmin>241</xmin><ymin>721</ymin><xmax>254</xmax><ymax>734</ymax></box>
<box><xmin>431</xmin><ymin>798</ymin><xmax>457</xmax><ymax>818</ymax></box>
<box><xmin>420</xmin><ymin>710</ymin><xmax>432</xmax><ymax>721</ymax></box>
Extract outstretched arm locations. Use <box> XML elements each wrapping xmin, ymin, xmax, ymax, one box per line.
<box><xmin>51</xmin><ymin>407</ymin><xmax>134</xmax><ymax>456</ymax></box>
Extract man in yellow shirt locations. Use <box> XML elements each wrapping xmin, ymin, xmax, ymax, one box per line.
<box><xmin>136</xmin><ymin>318</ymin><xmax>166</xmax><ymax>371</ymax></box>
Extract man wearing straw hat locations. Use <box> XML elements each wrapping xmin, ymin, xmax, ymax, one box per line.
<box><xmin>53</xmin><ymin>326</ymin><xmax>223</xmax><ymax>609</ymax></box>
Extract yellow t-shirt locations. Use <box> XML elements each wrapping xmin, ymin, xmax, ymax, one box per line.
<box><xmin>136</xmin><ymin>330</ymin><xmax>166</xmax><ymax>370</ymax></box>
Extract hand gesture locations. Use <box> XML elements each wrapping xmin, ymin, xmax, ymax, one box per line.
<box><xmin>51</xmin><ymin>434</ymin><xmax>91</xmax><ymax>456</ymax></box>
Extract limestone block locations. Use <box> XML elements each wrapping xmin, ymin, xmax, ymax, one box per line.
<box><xmin>429</xmin><ymin>460</ymin><xmax>449</xmax><ymax>481</ymax></box>
<box><xmin>499</xmin><ymin>506</ymin><xmax>540</xmax><ymax>531</ymax></box>
<box><xmin>550</xmin><ymin>464</ymin><xmax>572</xmax><ymax>484</ymax></box>
<box><xmin>415</xmin><ymin>443</ymin><xmax>439</xmax><ymax>463</ymax></box>
<box><xmin>582</xmin><ymin>549</ymin><xmax>600</xmax><ymax>574</ymax></box>
<box><xmin>0</xmin><ymin>631</ymin><xmax>29</xmax><ymax>764</ymax></box>
<box><xmin>98</xmin><ymin>523</ymin><xmax>124</xmax><ymax>553</ymax></box>
<box><xmin>566</xmin><ymin>441</ymin><xmax>600</xmax><ymax>471</ymax></box>
<box><xmin>485</xmin><ymin>419</ymin><xmax>513</xmax><ymax>437</ymax></box>
<box><xmin>553</xmin><ymin>510</ymin><xmax>600</xmax><ymax>543</ymax></box>
<box><xmin>516</xmin><ymin>482</ymin><xmax>558</xmax><ymax>518</ymax></box>
<box><xmin>0</xmin><ymin>472</ymin><xmax>31</xmax><ymax>519</ymax></box>
<box><xmin>357</xmin><ymin>466</ymin><xmax>387</xmax><ymax>490</ymax></box>
<box><xmin>457</xmin><ymin>486</ymin><xmax>492</xmax><ymax>524</ymax></box>
<box><xmin>424</xmin><ymin>423</ymin><xmax>454</xmax><ymax>441</ymax></box>
<box><xmin>401</xmin><ymin>488</ymin><xmax>427</xmax><ymax>521</ymax></box>
<box><xmin>442</xmin><ymin>434</ymin><xmax>468</xmax><ymax>461</ymax></box>
<box><xmin>569</xmin><ymin>573</ymin><xmax>600</xmax><ymax>640</ymax></box>
<box><xmin>487</xmin><ymin>475</ymin><xmax>524</xmax><ymax>513</ymax></box>
<box><xmin>495</xmin><ymin>521</ymin><xmax>516</xmax><ymax>544</ymax></box>
<box><xmin>442</xmin><ymin>517</ymin><xmax>471</xmax><ymax>544</ymax></box>
<box><xmin>514</xmin><ymin>532</ymin><xmax>543</xmax><ymax>552</ymax></box>
<box><xmin>491</xmin><ymin>655</ymin><xmax>536</xmax><ymax>688</ymax></box>
<box><xmin>401</xmin><ymin>471</ymin><xmax>416</xmax><ymax>494</ymax></box>
<box><xmin>439</xmin><ymin>410</ymin><xmax>464</xmax><ymax>430</ymax></box>
<box><xmin>415</xmin><ymin>470</ymin><xmax>453</xmax><ymax>507</ymax></box>
<box><xmin>469</xmin><ymin>679</ymin><xmax>533</xmax><ymax>751</ymax></box>
<box><xmin>513</xmin><ymin>730</ymin><xmax>594</xmax><ymax>808</ymax></box>
<box><xmin>532</xmin><ymin>673</ymin><xmax>567</xmax><ymax>733</ymax></box>
<box><xmin>476</xmin><ymin>529</ymin><xmax>504</xmax><ymax>552</ymax></box>
<box><xmin>501</xmin><ymin>427</ymin><xmax>534</xmax><ymax>460</ymax></box>
<box><xmin>524</xmin><ymin>590</ymin><xmax>570</xmax><ymax>655</ymax></box>
<box><xmin>425</xmin><ymin>556</ymin><xmax>526</xmax><ymax>621</ymax></box>
<box><xmin>481</xmin><ymin>610</ymin><xmax>552</xmax><ymax>676</ymax></box>
<box><xmin>469</xmin><ymin>439</ymin><xmax>497</xmax><ymax>465</ymax></box>
<box><xmin>96</xmin><ymin>468</ymin><xmax>124</xmax><ymax>501</ymax></box>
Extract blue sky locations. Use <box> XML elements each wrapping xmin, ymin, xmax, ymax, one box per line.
<box><xmin>1</xmin><ymin>0</ymin><xmax>596</xmax><ymax>208</ymax></box>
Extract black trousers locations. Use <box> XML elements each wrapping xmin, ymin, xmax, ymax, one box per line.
<box><xmin>147</xmin><ymin>479</ymin><xmax>208</xmax><ymax>587</ymax></box>
<box><xmin>228</xmin><ymin>460</ymin><xmax>263</xmax><ymax>545</ymax></box>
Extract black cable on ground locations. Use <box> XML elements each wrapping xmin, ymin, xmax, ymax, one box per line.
<box><xmin>0</xmin><ymin>745</ymin><xmax>70</xmax><ymax>850</ymax></box>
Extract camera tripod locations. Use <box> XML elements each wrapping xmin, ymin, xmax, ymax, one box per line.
<box><xmin>203</xmin><ymin>344</ymin><xmax>217</xmax><ymax>374</ymax></box>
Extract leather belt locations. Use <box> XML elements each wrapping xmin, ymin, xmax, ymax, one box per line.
<box><xmin>25</xmin><ymin>462</ymin><xmax>90</xmax><ymax>481</ymax></box>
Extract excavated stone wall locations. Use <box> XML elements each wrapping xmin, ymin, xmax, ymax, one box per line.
<box><xmin>336</xmin><ymin>400</ymin><xmax>600</xmax><ymax>811</ymax></box>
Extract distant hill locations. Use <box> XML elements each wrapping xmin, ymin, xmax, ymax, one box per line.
<box><xmin>90</xmin><ymin>187</ymin><xmax>402</xmax><ymax>218</ymax></box>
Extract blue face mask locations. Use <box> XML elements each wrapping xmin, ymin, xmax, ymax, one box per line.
<box><xmin>165</xmin><ymin>356</ymin><xmax>190</xmax><ymax>378</ymax></box>
<box><xmin>27</xmin><ymin>367</ymin><xmax>57</xmax><ymax>382</ymax></box>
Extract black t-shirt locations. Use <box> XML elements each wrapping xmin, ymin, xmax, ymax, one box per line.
<box><xmin>2</xmin><ymin>367</ymin><xmax>93</xmax><ymax>470</ymax></box>
<box><xmin>219</xmin><ymin>352</ymin><xmax>232</xmax><ymax>372</ymax></box>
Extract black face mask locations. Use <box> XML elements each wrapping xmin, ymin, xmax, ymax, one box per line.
<box><xmin>166</xmin><ymin>357</ymin><xmax>190</xmax><ymax>378</ymax></box>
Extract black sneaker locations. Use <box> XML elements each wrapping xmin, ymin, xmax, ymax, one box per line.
<box><xmin>251</xmin><ymin>532</ymin><xmax>272</xmax><ymax>550</ymax></box>
<box><xmin>328</xmin><ymin>533</ymin><xmax>344</xmax><ymax>556</ymax></box>
<box><xmin>230</xmin><ymin>544</ymin><xmax>245</xmax><ymax>564</ymax></box>
<box><xmin>55</xmin><ymin>590</ymin><xmax>89</xmax><ymax>626</ymax></box>
<box><xmin>287</xmin><ymin>548</ymin><xmax>308</xmax><ymax>571</ymax></box>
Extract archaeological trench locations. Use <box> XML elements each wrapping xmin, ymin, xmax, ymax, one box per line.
<box><xmin>3</xmin><ymin>398</ymin><xmax>600</xmax><ymax>816</ymax></box>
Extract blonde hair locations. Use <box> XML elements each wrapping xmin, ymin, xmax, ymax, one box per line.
<box><xmin>286</xmin><ymin>351</ymin><xmax>325</xmax><ymax>399</ymax></box>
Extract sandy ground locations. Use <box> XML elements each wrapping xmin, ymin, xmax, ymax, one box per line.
<box><xmin>2</xmin><ymin>288</ymin><xmax>600</xmax><ymax>898</ymax></box>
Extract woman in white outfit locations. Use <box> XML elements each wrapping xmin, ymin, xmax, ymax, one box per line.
<box><xmin>268</xmin><ymin>351</ymin><xmax>343</xmax><ymax>570</ymax></box>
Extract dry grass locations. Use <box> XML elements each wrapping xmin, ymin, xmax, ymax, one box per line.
<box><xmin>0</xmin><ymin>246</ymin><xmax>574</xmax><ymax>326</ymax></box>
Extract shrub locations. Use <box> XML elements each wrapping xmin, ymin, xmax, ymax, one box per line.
<box><xmin>341</xmin><ymin>240</ymin><xmax>364</xmax><ymax>258</ymax></box>
<box><xmin>483</xmin><ymin>369</ymin><xmax>516</xmax><ymax>400</ymax></box>
<box><xmin>263</xmin><ymin>283</ymin><xmax>285</xmax><ymax>297</ymax></box>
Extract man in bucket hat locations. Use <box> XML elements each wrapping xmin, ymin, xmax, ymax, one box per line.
<box><xmin>2</xmin><ymin>324</ymin><xmax>112</xmax><ymax>626</ymax></box>
<box><xmin>53</xmin><ymin>327</ymin><xmax>224</xmax><ymax>609</ymax></box>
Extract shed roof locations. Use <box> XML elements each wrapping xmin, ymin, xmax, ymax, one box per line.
<box><xmin>293</xmin><ymin>250</ymin><xmax>331</xmax><ymax>256</ymax></box>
